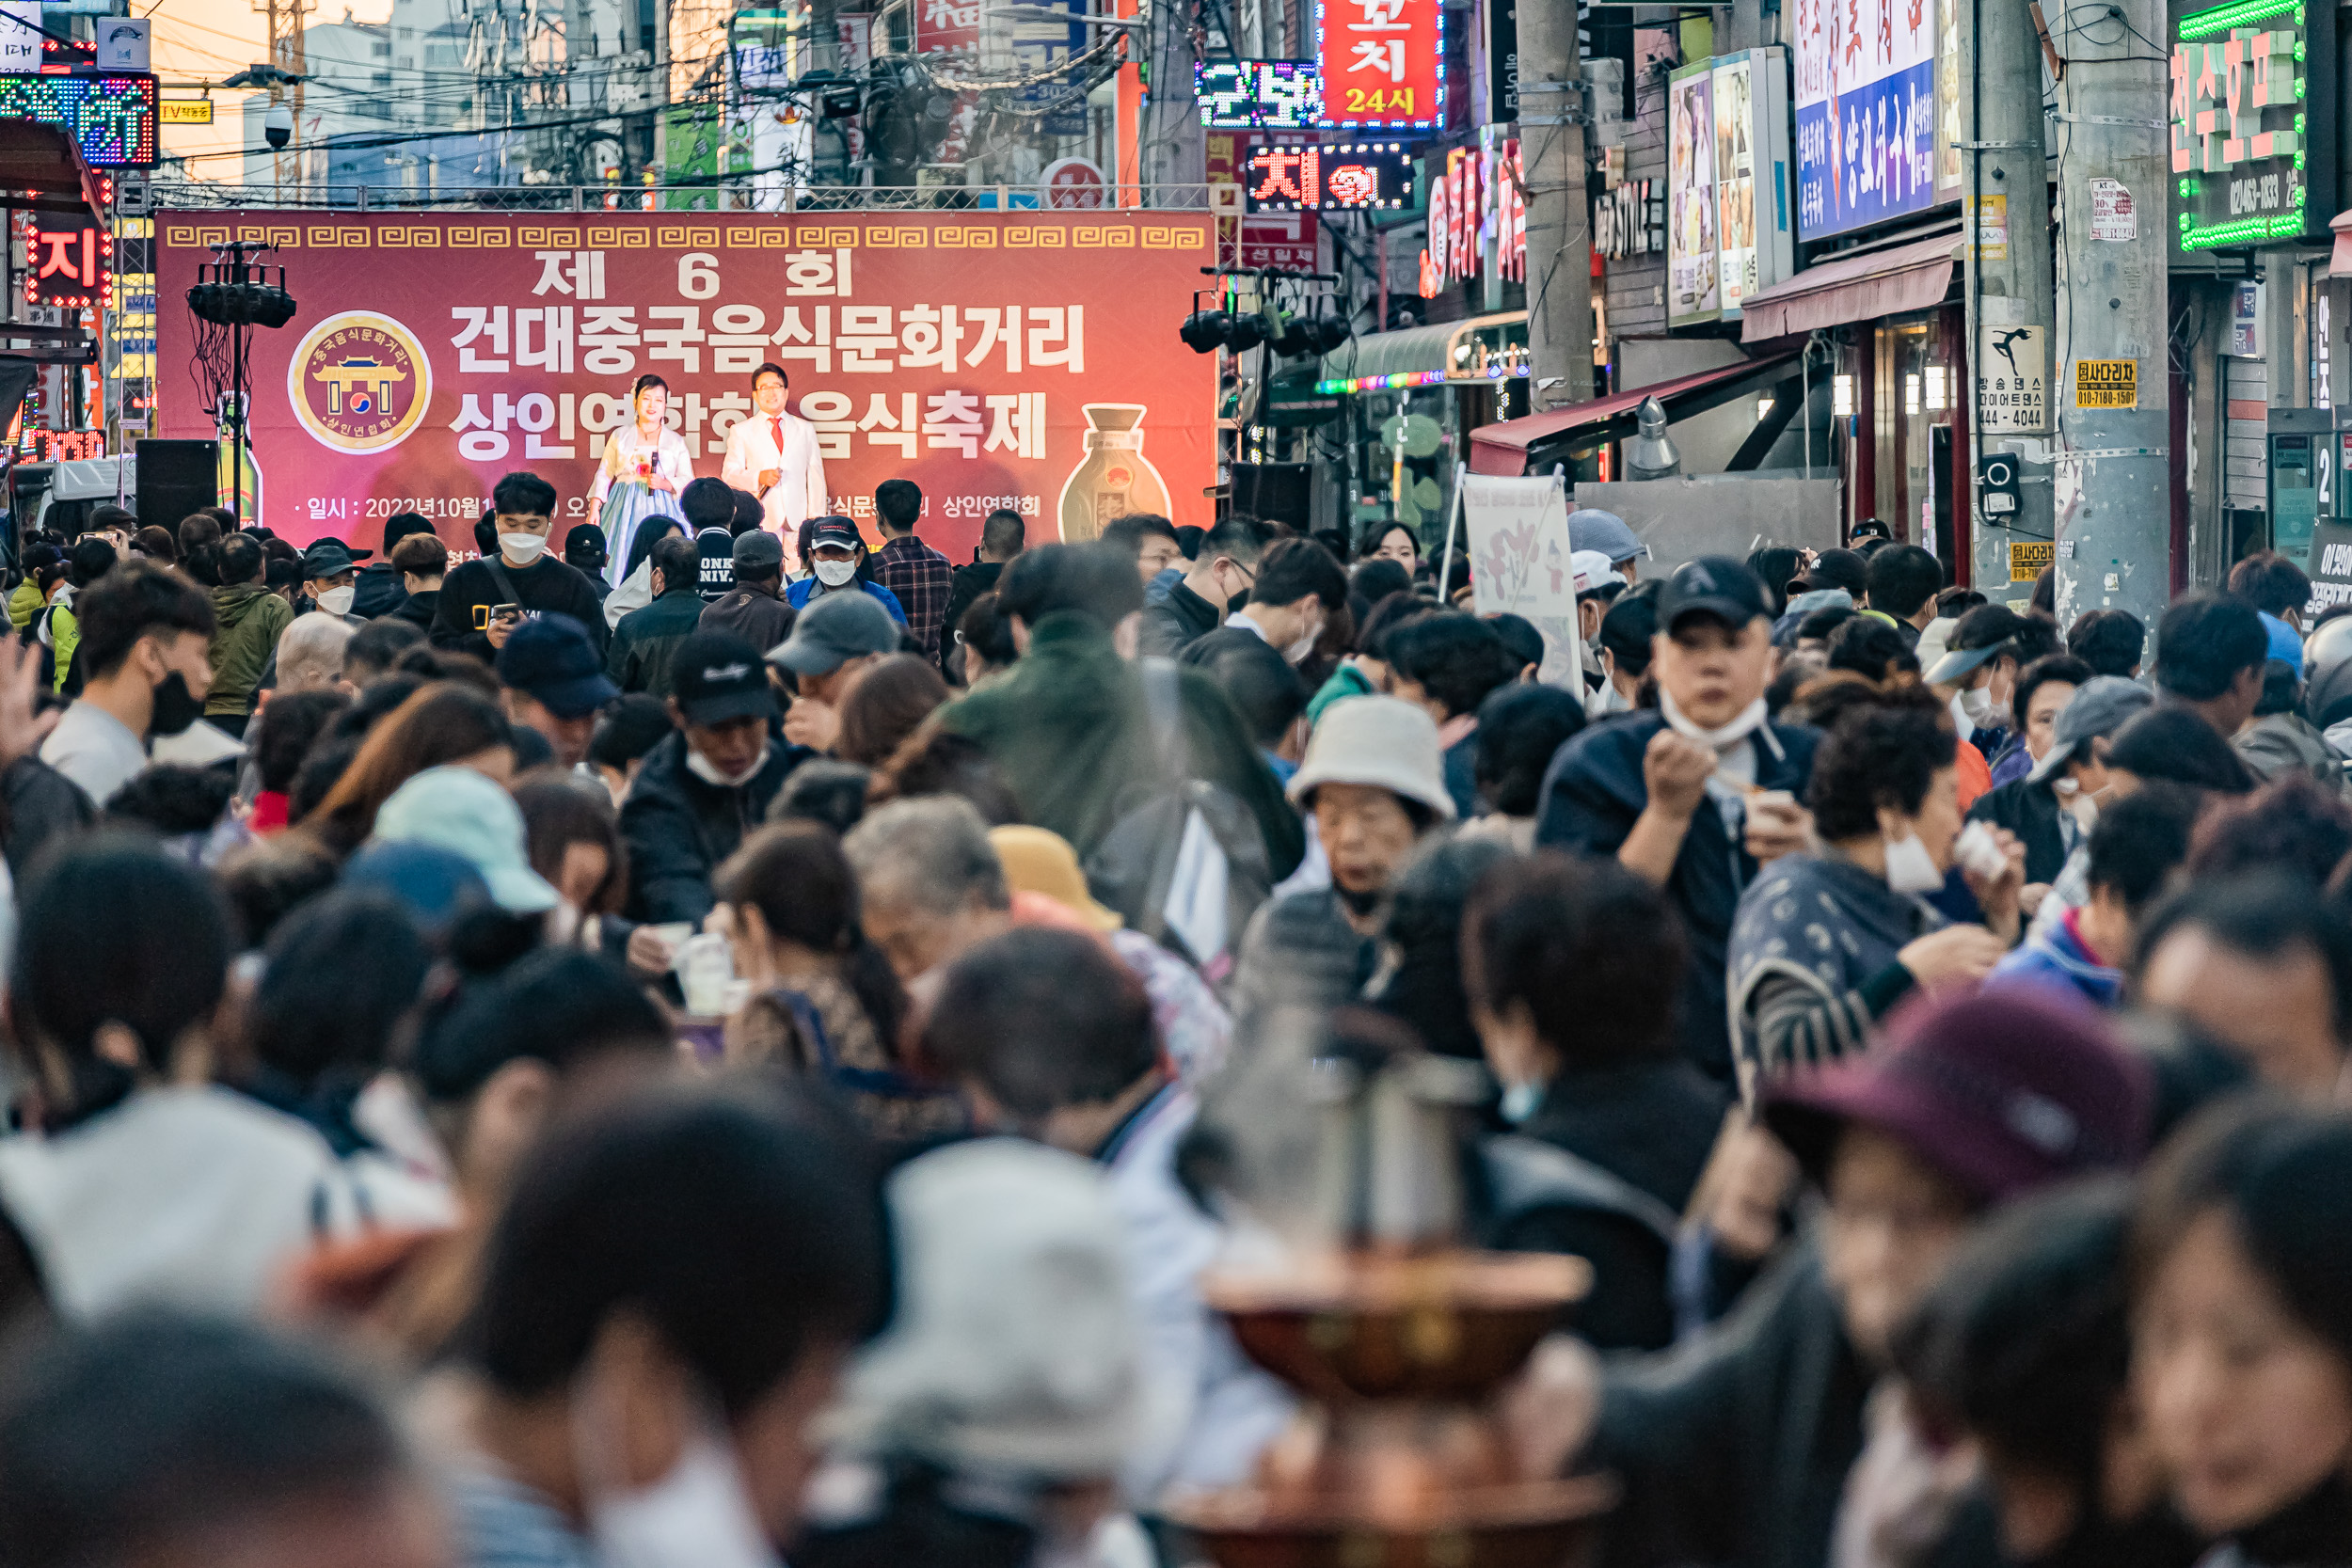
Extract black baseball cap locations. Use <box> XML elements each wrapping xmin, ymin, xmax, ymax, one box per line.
<box><xmin>1657</xmin><ymin>556</ymin><xmax>1772</xmax><ymax>634</ymax></box>
<box><xmin>564</xmin><ymin>523</ymin><xmax>608</xmax><ymax>567</ymax></box>
<box><xmin>807</xmin><ymin>516</ymin><xmax>864</xmax><ymax>553</ymax></box>
<box><xmin>1790</xmin><ymin>546</ymin><xmax>1867</xmax><ymax>596</ymax></box>
<box><xmin>671</xmin><ymin>628</ymin><xmax>779</xmax><ymax>726</ymax></box>
<box><xmin>301</xmin><ymin>538</ymin><xmax>368</xmax><ymax>578</ymax></box>
<box><xmin>496</xmin><ymin>615</ymin><xmax>619</xmax><ymax>719</ymax></box>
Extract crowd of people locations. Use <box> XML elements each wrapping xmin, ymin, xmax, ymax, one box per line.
<box><xmin>0</xmin><ymin>473</ymin><xmax>2348</xmax><ymax>1568</ymax></box>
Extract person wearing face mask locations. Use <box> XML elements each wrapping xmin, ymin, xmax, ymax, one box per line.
<box><xmin>1535</xmin><ymin>557</ymin><xmax>1820</xmax><ymax>1085</ymax></box>
<box><xmin>38</xmin><ymin>561</ymin><xmax>215</xmax><ymax>811</ymax></box>
<box><xmin>1463</xmin><ymin>854</ymin><xmax>1730</xmax><ymax>1351</ymax></box>
<box><xmin>1989</xmin><ymin>783</ymin><xmax>2198</xmax><ymax>1009</ymax></box>
<box><xmin>298</xmin><ymin>538</ymin><xmax>372</xmax><ymax>626</ymax></box>
<box><xmin>1969</xmin><ymin>673</ymin><xmax>2148</xmax><ymax>903</ymax></box>
<box><xmin>433</xmin><ymin>470</ymin><xmax>612</xmax><ymax>665</ymax></box>
<box><xmin>1223</xmin><ymin>537</ymin><xmax>1346</xmax><ymax>667</ymax></box>
<box><xmin>439</xmin><ymin>1082</ymin><xmax>893</xmax><ymax>1568</ymax></box>
<box><xmin>1726</xmin><ymin>688</ymin><xmax>2024</xmax><ymax>1103</ymax></box>
<box><xmin>620</xmin><ymin>628</ymin><xmax>798</xmax><ymax>926</ymax></box>
<box><xmin>2129</xmin><ymin>1101</ymin><xmax>2352</xmax><ymax>1568</ymax></box>
<box><xmin>1141</xmin><ymin>516</ymin><xmax>1270</xmax><ymax>657</ymax></box>
<box><xmin>787</xmin><ymin>516</ymin><xmax>910</xmax><ymax>623</ymax></box>
<box><xmin>1925</xmin><ymin>604</ymin><xmax>2035</xmax><ymax>813</ymax></box>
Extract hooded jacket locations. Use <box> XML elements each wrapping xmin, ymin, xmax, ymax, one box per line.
<box><xmin>618</xmin><ymin>730</ymin><xmax>803</xmax><ymax>925</ymax></box>
<box><xmin>2237</xmin><ymin>710</ymin><xmax>2348</xmax><ymax>795</ymax></box>
<box><xmin>207</xmin><ymin>582</ymin><xmax>294</xmax><ymax>718</ymax></box>
<box><xmin>351</xmin><ymin>561</ymin><xmax>407</xmax><ymax>620</ymax></box>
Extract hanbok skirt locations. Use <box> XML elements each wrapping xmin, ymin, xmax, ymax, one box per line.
<box><xmin>601</xmin><ymin>480</ymin><xmax>686</xmax><ymax>589</ymax></box>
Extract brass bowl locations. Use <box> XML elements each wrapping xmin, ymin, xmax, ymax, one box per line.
<box><xmin>1202</xmin><ymin>1251</ymin><xmax>1591</xmax><ymax>1403</ymax></box>
<box><xmin>1168</xmin><ymin>1474</ymin><xmax>1618</xmax><ymax>1568</ymax></box>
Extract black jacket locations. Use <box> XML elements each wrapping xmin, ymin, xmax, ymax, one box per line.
<box><xmin>352</xmin><ymin>561</ymin><xmax>407</xmax><ymax>620</ymax></box>
<box><xmin>391</xmin><ymin>590</ymin><xmax>438</xmax><ymax>632</ymax></box>
<box><xmin>430</xmin><ymin>556</ymin><xmax>610</xmax><ymax>664</ymax></box>
<box><xmin>1139</xmin><ymin>579</ymin><xmax>1222</xmax><ymax>657</ymax></box>
<box><xmin>1588</xmin><ymin>1237</ymin><xmax>1869</xmax><ymax>1568</ymax></box>
<box><xmin>1534</xmin><ymin>713</ymin><xmax>1820</xmax><ymax>1082</ymax></box>
<box><xmin>1479</xmin><ymin>1060</ymin><xmax>1729</xmax><ymax>1352</ymax></box>
<box><xmin>1965</xmin><ymin>773</ymin><xmax>2069</xmax><ymax>886</ymax></box>
<box><xmin>937</xmin><ymin>561</ymin><xmax>1003</xmax><ymax>672</ymax></box>
<box><xmin>618</xmin><ymin>731</ymin><xmax>803</xmax><ymax>925</ymax></box>
<box><xmin>699</xmin><ymin>581</ymin><xmax>795</xmax><ymax>655</ymax></box>
<box><xmin>608</xmin><ymin>586</ymin><xmax>709</xmax><ymax>697</ymax></box>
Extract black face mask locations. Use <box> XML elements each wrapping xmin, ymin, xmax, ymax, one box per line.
<box><xmin>149</xmin><ymin>672</ymin><xmax>203</xmax><ymax>737</ymax></box>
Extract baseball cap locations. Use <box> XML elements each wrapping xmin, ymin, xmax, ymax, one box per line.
<box><xmin>672</xmin><ymin>628</ymin><xmax>780</xmax><ymax>725</ymax></box>
<box><xmin>301</xmin><ymin>538</ymin><xmax>366</xmax><ymax>578</ymax></box>
<box><xmin>497</xmin><ymin>615</ymin><xmax>619</xmax><ymax>720</ymax></box>
<box><xmin>1655</xmin><ymin>556</ymin><xmax>1772</xmax><ymax>634</ymax></box>
<box><xmin>732</xmin><ymin>529</ymin><xmax>785</xmax><ymax>572</ymax></box>
<box><xmin>769</xmin><ymin>589</ymin><xmax>901</xmax><ymax>677</ymax></box>
<box><xmin>1569</xmin><ymin>548</ymin><xmax>1618</xmax><ymax>595</ymax></box>
<box><xmin>1566</xmin><ymin>509</ymin><xmax>1646</xmax><ymax>564</ymax></box>
<box><xmin>1763</xmin><ymin>987</ymin><xmax>2151</xmax><ymax>1206</ymax></box>
<box><xmin>370</xmin><ymin>766</ymin><xmax>561</xmax><ymax>915</ymax></box>
<box><xmin>808</xmin><ymin>515</ymin><xmax>865</xmax><ymax>553</ymax></box>
<box><xmin>1791</xmin><ymin>547</ymin><xmax>1867</xmax><ymax>596</ymax></box>
<box><xmin>564</xmin><ymin>523</ymin><xmax>608</xmax><ymax>567</ymax></box>
<box><xmin>1925</xmin><ymin>603</ymin><xmax>2032</xmax><ymax>686</ymax></box>
<box><xmin>342</xmin><ymin>839</ymin><xmax>493</xmax><ymax>933</ymax></box>
<box><xmin>2026</xmin><ymin>675</ymin><xmax>2154</xmax><ymax>784</ymax></box>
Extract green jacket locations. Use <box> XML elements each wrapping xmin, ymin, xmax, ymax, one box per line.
<box><xmin>207</xmin><ymin>583</ymin><xmax>294</xmax><ymax>717</ymax></box>
<box><xmin>608</xmin><ymin>586</ymin><xmax>711</xmax><ymax>698</ymax></box>
<box><xmin>937</xmin><ymin>610</ymin><xmax>1305</xmax><ymax>879</ymax></box>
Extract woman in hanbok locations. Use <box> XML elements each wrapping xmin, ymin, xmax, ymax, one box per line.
<box><xmin>589</xmin><ymin>373</ymin><xmax>693</xmax><ymax>590</ymax></box>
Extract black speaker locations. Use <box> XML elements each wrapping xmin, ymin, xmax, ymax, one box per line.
<box><xmin>1230</xmin><ymin>462</ymin><xmax>1311</xmax><ymax>528</ymax></box>
<box><xmin>135</xmin><ymin>439</ymin><xmax>218</xmax><ymax>534</ymax></box>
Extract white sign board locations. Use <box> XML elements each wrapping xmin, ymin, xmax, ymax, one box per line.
<box><xmin>0</xmin><ymin>3</ymin><xmax>40</xmax><ymax>70</ymax></box>
<box><xmin>1460</xmin><ymin>472</ymin><xmax>1583</xmax><ymax>688</ymax></box>
<box><xmin>95</xmin><ymin>17</ymin><xmax>149</xmax><ymax>70</ymax></box>
<box><xmin>2089</xmin><ymin>178</ymin><xmax>2136</xmax><ymax>241</ymax></box>
<box><xmin>1978</xmin><ymin>319</ymin><xmax>2048</xmax><ymax>435</ymax></box>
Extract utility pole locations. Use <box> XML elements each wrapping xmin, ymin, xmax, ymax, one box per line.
<box><xmin>254</xmin><ymin>0</ymin><xmax>313</xmax><ymax>185</ymax></box>
<box><xmin>1962</xmin><ymin>0</ymin><xmax>2055</xmax><ymax>594</ymax></box>
<box><xmin>1515</xmin><ymin>2</ymin><xmax>1591</xmax><ymax>409</ymax></box>
<box><xmin>2050</xmin><ymin>0</ymin><xmax>2171</xmax><ymax>634</ymax></box>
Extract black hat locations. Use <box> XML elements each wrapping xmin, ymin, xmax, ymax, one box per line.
<box><xmin>1790</xmin><ymin>546</ymin><xmax>1867</xmax><ymax>596</ymax></box>
<box><xmin>1656</xmin><ymin>556</ymin><xmax>1772</xmax><ymax>633</ymax></box>
<box><xmin>564</xmin><ymin>523</ymin><xmax>608</xmax><ymax>568</ymax></box>
<box><xmin>807</xmin><ymin>515</ymin><xmax>865</xmax><ymax>553</ymax></box>
<box><xmin>496</xmin><ymin>615</ymin><xmax>619</xmax><ymax>719</ymax></box>
<box><xmin>301</xmin><ymin>538</ymin><xmax>365</xmax><ymax>578</ymax></box>
<box><xmin>380</xmin><ymin>514</ymin><xmax>437</xmax><ymax>554</ymax></box>
<box><xmin>671</xmin><ymin>629</ymin><xmax>778</xmax><ymax>727</ymax></box>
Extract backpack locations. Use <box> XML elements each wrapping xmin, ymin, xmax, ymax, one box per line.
<box><xmin>1084</xmin><ymin>657</ymin><xmax>1273</xmax><ymax>981</ymax></box>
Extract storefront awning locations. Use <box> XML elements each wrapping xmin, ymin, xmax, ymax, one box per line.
<box><xmin>1737</xmin><ymin>230</ymin><xmax>1962</xmax><ymax>343</ymax></box>
<box><xmin>1466</xmin><ymin>350</ymin><xmax>1803</xmax><ymax>476</ymax></box>
<box><xmin>2330</xmin><ymin>209</ymin><xmax>2352</xmax><ymax>277</ymax></box>
<box><xmin>1319</xmin><ymin>310</ymin><xmax>1528</xmax><ymax>387</ymax></box>
<box><xmin>0</xmin><ymin>122</ymin><xmax>107</xmax><ymax>229</ymax></box>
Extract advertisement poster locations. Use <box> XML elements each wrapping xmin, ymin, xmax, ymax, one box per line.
<box><xmin>1667</xmin><ymin>61</ymin><xmax>1719</xmax><ymax>325</ymax></box>
<box><xmin>1791</xmin><ymin>0</ymin><xmax>1938</xmax><ymax>239</ymax></box>
<box><xmin>1711</xmin><ymin>55</ymin><xmax>1757</xmax><ymax>313</ymax></box>
<box><xmin>1976</xmin><ymin>318</ymin><xmax>2047</xmax><ymax>433</ymax></box>
<box><xmin>1936</xmin><ymin>0</ymin><xmax>1963</xmax><ymax>196</ymax></box>
<box><xmin>1460</xmin><ymin>472</ymin><xmax>1581</xmax><ymax>688</ymax></box>
<box><xmin>153</xmin><ymin>212</ymin><xmax>1216</xmax><ymax>558</ymax></box>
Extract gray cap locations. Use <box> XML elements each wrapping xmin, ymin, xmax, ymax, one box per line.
<box><xmin>1567</xmin><ymin>508</ymin><xmax>1646</xmax><ymax>564</ymax></box>
<box><xmin>769</xmin><ymin>588</ymin><xmax>900</xmax><ymax>675</ymax></box>
<box><xmin>732</xmin><ymin>529</ymin><xmax>785</xmax><ymax>571</ymax></box>
<box><xmin>2027</xmin><ymin>675</ymin><xmax>2155</xmax><ymax>784</ymax></box>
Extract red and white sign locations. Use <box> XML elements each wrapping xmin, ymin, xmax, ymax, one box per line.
<box><xmin>1239</xmin><ymin>210</ymin><xmax>1319</xmax><ymax>269</ymax></box>
<box><xmin>1041</xmin><ymin>156</ymin><xmax>1107</xmax><ymax>208</ymax></box>
<box><xmin>1316</xmin><ymin>0</ymin><xmax>1444</xmax><ymax>131</ymax></box>
<box><xmin>914</xmin><ymin>0</ymin><xmax>979</xmax><ymax>53</ymax></box>
<box><xmin>154</xmin><ymin>211</ymin><xmax>1216</xmax><ymax>557</ymax></box>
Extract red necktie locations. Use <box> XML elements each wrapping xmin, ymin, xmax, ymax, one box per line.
<box><xmin>771</xmin><ymin>416</ymin><xmax>785</xmax><ymax>451</ymax></box>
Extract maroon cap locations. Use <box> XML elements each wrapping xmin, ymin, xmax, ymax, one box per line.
<box><xmin>1761</xmin><ymin>987</ymin><xmax>2153</xmax><ymax>1205</ymax></box>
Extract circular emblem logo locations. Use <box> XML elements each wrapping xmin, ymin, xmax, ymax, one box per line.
<box><xmin>286</xmin><ymin>310</ymin><xmax>432</xmax><ymax>454</ymax></box>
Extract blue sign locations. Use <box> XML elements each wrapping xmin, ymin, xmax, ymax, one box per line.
<box><xmin>1789</xmin><ymin>0</ymin><xmax>1938</xmax><ymax>239</ymax></box>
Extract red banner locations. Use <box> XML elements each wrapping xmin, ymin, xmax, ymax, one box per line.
<box><xmin>153</xmin><ymin>210</ymin><xmax>1216</xmax><ymax>560</ymax></box>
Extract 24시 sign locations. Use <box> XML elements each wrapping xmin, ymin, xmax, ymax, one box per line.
<box><xmin>153</xmin><ymin>211</ymin><xmax>1216</xmax><ymax>560</ymax></box>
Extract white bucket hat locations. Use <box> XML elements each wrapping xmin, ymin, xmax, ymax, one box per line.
<box><xmin>1286</xmin><ymin>694</ymin><xmax>1457</xmax><ymax>822</ymax></box>
<box><xmin>825</xmin><ymin>1138</ymin><xmax>1147</xmax><ymax>1481</ymax></box>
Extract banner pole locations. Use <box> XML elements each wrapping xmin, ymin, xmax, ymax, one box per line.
<box><xmin>1436</xmin><ymin>460</ymin><xmax>1468</xmax><ymax>601</ymax></box>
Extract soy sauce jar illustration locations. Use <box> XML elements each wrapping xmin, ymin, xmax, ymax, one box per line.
<box><xmin>1057</xmin><ymin>403</ymin><xmax>1171</xmax><ymax>543</ymax></box>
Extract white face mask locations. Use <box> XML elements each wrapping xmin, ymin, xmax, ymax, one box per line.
<box><xmin>1882</xmin><ymin>829</ymin><xmax>1945</xmax><ymax>895</ymax></box>
<box><xmin>313</xmin><ymin>584</ymin><xmax>356</xmax><ymax>616</ymax></box>
<box><xmin>1285</xmin><ymin>626</ymin><xmax>1320</xmax><ymax>664</ymax></box>
<box><xmin>2052</xmin><ymin>776</ymin><xmax>2080</xmax><ymax>797</ymax></box>
<box><xmin>687</xmin><ymin>745</ymin><xmax>769</xmax><ymax>789</ymax></box>
<box><xmin>812</xmin><ymin>558</ymin><xmax>858</xmax><ymax>588</ymax></box>
<box><xmin>580</xmin><ymin>1418</ymin><xmax>782</xmax><ymax>1568</ymax></box>
<box><xmin>500</xmin><ymin>531</ymin><xmax>548</xmax><ymax>565</ymax></box>
<box><xmin>1660</xmin><ymin>689</ymin><xmax>1770</xmax><ymax>753</ymax></box>
<box><xmin>1959</xmin><ymin>684</ymin><xmax>1996</xmax><ymax>724</ymax></box>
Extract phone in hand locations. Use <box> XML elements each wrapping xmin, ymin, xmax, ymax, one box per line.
<box><xmin>491</xmin><ymin>603</ymin><xmax>522</xmax><ymax>624</ymax></box>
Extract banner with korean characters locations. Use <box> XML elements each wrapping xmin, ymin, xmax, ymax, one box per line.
<box><xmin>153</xmin><ymin>211</ymin><xmax>1216</xmax><ymax>559</ymax></box>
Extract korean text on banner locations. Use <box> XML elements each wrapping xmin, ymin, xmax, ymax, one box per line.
<box><xmin>152</xmin><ymin>212</ymin><xmax>1216</xmax><ymax>560</ymax></box>
<box><xmin>1790</xmin><ymin>0</ymin><xmax>1938</xmax><ymax>240</ymax></box>
<box><xmin>1316</xmin><ymin>0</ymin><xmax>1444</xmax><ymax>132</ymax></box>
<box><xmin>1460</xmin><ymin>472</ymin><xmax>1583</xmax><ymax>688</ymax></box>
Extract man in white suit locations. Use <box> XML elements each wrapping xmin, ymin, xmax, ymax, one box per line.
<box><xmin>720</xmin><ymin>361</ymin><xmax>828</xmax><ymax>570</ymax></box>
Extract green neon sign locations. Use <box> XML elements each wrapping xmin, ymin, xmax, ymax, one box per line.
<box><xmin>2178</xmin><ymin>0</ymin><xmax>2299</xmax><ymax>38</ymax></box>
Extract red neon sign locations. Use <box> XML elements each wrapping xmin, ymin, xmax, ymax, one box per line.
<box><xmin>1315</xmin><ymin>0</ymin><xmax>1443</xmax><ymax>131</ymax></box>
